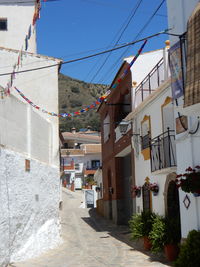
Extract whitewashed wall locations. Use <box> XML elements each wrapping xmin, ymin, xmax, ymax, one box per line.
<box><xmin>0</xmin><ymin>0</ymin><xmax>36</xmax><ymax>53</ymax></box>
<box><xmin>166</xmin><ymin>0</ymin><xmax>199</xmax><ymax>45</ymax></box>
<box><xmin>0</xmin><ymin>147</ymin><xmax>61</xmax><ymax>267</ymax></box>
<box><xmin>0</xmin><ymin>48</ymin><xmax>61</xmax><ymax>166</ymax></box>
<box><xmin>166</xmin><ymin>0</ymin><xmax>200</xmax><ymax>238</ymax></box>
<box><xmin>0</xmin><ymin>47</ymin><xmax>61</xmax><ymax>265</ymax></box>
<box><xmin>0</xmin><ymin>95</ymin><xmax>51</xmax><ymax>164</ymax></box>
<box><xmin>131</xmin><ymin>83</ymin><xmax>173</xmax><ymax>215</ymax></box>
<box><xmin>175</xmin><ymin>128</ymin><xmax>200</xmax><ymax>237</ymax></box>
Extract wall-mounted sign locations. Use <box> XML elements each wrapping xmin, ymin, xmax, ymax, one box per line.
<box><xmin>175</xmin><ymin>115</ymin><xmax>188</xmax><ymax>134</ymax></box>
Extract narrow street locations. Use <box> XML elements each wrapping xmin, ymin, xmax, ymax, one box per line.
<box><xmin>13</xmin><ymin>189</ymin><xmax>171</xmax><ymax>267</ymax></box>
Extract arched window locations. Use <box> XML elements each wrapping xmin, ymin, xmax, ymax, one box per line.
<box><xmin>103</xmin><ymin>114</ymin><xmax>110</xmax><ymax>143</ymax></box>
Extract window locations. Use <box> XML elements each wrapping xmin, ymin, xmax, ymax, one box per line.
<box><xmin>141</xmin><ymin>115</ymin><xmax>151</xmax><ymax>150</ymax></box>
<box><xmin>0</xmin><ymin>18</ymin><xmax>7</xmax><ymax>31</ymax></box>
<box><xmin>91</xmin><ymin>160</ymin><xmax>100</xmax><ymax>169</ymax></box>
<box><xmin>103</xmin><ymin>114</ymin><xmax>110</xmax><ymax>143</ymax></box>
<box><xmin>161</xmin><ymin>97</ymin><xmax>174</xmax><ymax>132</ymax></box>
<box><xmin>25</xmin><ymin>159</ymin><xmax>30</xmax><ymax>172</ymax></box>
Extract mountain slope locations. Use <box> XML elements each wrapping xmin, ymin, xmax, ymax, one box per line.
<box><xmin>58</xmin><ymin>73</ymin><xmax>108</xmax><ymax>132</ymax></box>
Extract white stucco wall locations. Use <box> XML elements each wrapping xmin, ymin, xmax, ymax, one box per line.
<box><xmin>0</xmin><ymin>0</ymin><xmax>36</xmax><ymax>53</ymax></box>
<box><xmin>125</xmin><ymin>49</ymin><xmax>164</xmax><ymax>86</ymax></box>
<box><xmin>0</xmin><ymin>40</ymin><xmax>61</xmax><ymax>265</ymax></box>
<box><xmin>0</xmin><ymin>147</ymin><xmax>61</xmax><ymax>267</ymax></box>
<box><xmin>166</xmin><ymin>0</ymin><xmax>199</xmax><ymax>45</ymax></box>
<box><xmin>166</xmin><ymin>0</ymin><xmax>200</xmax><ymax>238</ymax></box>
<box><xmin>175</xmin><ymin>128</ymin><xmax>200</xmax><ymax>238</ymax></box>
<box><xmin>0</xmin><ymin>94</ymin><xmax>51</xmax><ymax>164</ymax></box>
<box><xmin>131</xmin><ymin>83</ymin><xmax>174</xmax><ymax>215</ymax></box>
<box><xmin>0</xmin><ymin>48</ymin><xmax>61</xmax><ymax>166</ymax></box>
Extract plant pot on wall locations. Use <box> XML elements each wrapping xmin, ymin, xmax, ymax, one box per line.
<box><xmin>164</xmin><ymin>244</ymin><xmax>179</xmax><ymax>261</ymax></box>
<box><xmin>193</xmin><ymin>192</ymin><xmax>200</xmax><ymax>197</ymax></box>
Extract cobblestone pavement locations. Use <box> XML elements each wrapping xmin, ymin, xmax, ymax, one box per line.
<box><xmin>13</xmin><ymin>189</ymin><xmax>171</xmax><ymax>267</ymax></box>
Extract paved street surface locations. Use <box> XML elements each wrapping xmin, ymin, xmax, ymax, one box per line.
<box><xmin>13</xmin><ymin>189</ymin><xmax>171</xmax><ymax>267</ymax></box>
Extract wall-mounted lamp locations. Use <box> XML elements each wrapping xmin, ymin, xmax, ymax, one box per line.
<box><xmin>118</xmin><ymin>120</ymin><xmax>140</xmax><ymax>137</ymax></box>
<box><xmin>118</xmin><ymin>121</ymin><xmax>130</xmax><ymax>135</ymax></box>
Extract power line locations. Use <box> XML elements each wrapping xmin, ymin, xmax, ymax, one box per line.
<box><xmin>98</xmin><ymin>0</ymin><xmax>166</xmax><ymax>84</ymax></box>
<box><xmin>89</xmin><ymin>0</ymin><xmax>143</xmax><ymax>83</ymax></box>
<box><xmin>0</xmin><ymin>29</ymin><xmax>173</xmax><ymax>77</ymax></box>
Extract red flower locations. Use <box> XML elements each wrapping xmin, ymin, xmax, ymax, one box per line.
<box><xmin>186</xmin><ymin>166</ymin><xmax>193</xmax><ymax>172</ymax></box>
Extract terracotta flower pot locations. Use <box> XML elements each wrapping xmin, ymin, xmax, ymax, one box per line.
<box><xmin>143</xmin><ymin>236</ymin><xmax>152</xmax><ymax>250</ymax></box>
<box><xmin>164</xmin><ymin>244</ymin><xmax>179</xmax><ymax>261</ymax></box>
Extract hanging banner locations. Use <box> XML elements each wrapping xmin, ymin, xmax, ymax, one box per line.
<box><xmin>169</xmin><ymin>41</ymin><xmax>184</xmax><ymax>99</ymax></box>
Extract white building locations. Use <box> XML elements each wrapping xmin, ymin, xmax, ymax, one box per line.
<box><xmin>123</xmin><ymin>45</ymin><xmax>179</xmax><ymax>218</ymax></box>
<box><xmin>61</xmin><ymin>130</ymin><xmax>102</xmax><ymax>189</ymax></box>
<box><xmin>0</xmin><ymin>1</ymin><xmax>62</xmax><ymax>266</ymax></box>
<box><xmin>166</xmin><ymin>0</ymin><xmax>200</xmax><ymax>238</ymax></box>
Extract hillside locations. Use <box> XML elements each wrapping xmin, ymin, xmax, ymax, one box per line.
<box><xmin>58</xmin><ymin>73</ymin><xmax>108</xmax><ymax>132</ymax></box>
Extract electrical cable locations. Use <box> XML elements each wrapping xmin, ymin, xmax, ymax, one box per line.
<box><xmin>89</xmin><ymin>0</ymin><xmax>143</xmax><ymax>83</ymax></box>
<box><xmin>98</xmin><ymin>0</ymin><xmax>166</xmax><ymax>84</ymax></box>
<box><xmin>0</xmin><ymin>29</ymin><xmax>176</xmax><ymax>77</ymax></box>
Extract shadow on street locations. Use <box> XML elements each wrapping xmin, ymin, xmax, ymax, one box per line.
<box><xmin>81</xmin><ymin>208</ymin><xmax>172</xmax><ymax>267</ymax></box>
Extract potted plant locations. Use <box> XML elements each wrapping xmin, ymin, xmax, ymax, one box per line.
<box><xmin>163</xmin><ymin>217</ymin><xmax>181</xmax><ymax>261</ymax></box>
<box><xmin>174</xmin><ymin>230</ymin><xmax>200</xmax><ymax>267</ymax></box>
<box><xmin>149</xmin><ymin>182</ymin><xmax>159</xmax><ymax>196</ymax></box>
<box><xmin>149</xmin><ymin>216</ymin><xmax>181</xmax><ymax>261</ymax></box>
<box><xmin>129</xmin><ymin>210</ymin><xmax>156</xmax><ymax>250</ymax></box>
<box><xmin>176</xmin><ymin>166</ymin><xmax>200</xmax><ymax>194</ymax></box>
<box><xmin>131</xmin><ymin>185</ymin><xmax>141</xmax><ymax>197</ymax></box>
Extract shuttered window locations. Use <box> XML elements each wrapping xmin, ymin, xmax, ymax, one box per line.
<box><xmin>184</xmin><ymin>3</ymin><xmax>200</xmax><ymax>107</ymax></box>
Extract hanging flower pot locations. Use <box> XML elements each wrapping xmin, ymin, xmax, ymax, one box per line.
<box><xmin>176</xmin><ymin>166</ymin><xmax>200</xmax><ymax>193</ymax></box>
<box><xmin>149</xmin><ymin>182</ymin><xmax>159</xmax><ymax>196</ymax></box>
<box><xmin>193</xmin><ymin>192</ymin><xmax>200</xmax><ymax>197</ymax></box>
<box><xmin>131</xmin><ymin>186</ymin><xmax>141</xmax><ymax>198</ymax></box>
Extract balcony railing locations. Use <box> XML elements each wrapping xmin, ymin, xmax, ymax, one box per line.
<box><xmin>150</xmin><ymin>129</ymin><xmax>176</xmax><ymax>172</ymax></box>
<box><xmin>134</xmin><ymin>58</ymin><xmax>169</xmax><ymax>108</ymax></box>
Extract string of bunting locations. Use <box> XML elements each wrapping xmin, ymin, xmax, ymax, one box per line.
<box><xmin>14</xmin><ymin>39</ymin><xmax>147</xmax><ymax>117</ymax></box>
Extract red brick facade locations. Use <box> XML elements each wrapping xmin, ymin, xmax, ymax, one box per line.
<box><xmin>98</xmin><ymin>62</ymin><xmax>135</xmax><ymax>224</ymax></box>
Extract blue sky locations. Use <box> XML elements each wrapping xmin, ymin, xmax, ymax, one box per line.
<box><xmin>37</xmin><ymin>0</ymin><xmax>168</xmax><ymax>85</ymax></box>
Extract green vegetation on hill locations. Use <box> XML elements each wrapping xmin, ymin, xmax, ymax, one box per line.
<box><xmin>58</xmin><ymin>73</ymin><xmax>108</xmax><ymax>132</ymax></box>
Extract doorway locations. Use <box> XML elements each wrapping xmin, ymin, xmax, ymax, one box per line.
<box><xmin>167</xmin><ymin>180</ymin><xmax>181</xmax><ymax>239</ymax></box>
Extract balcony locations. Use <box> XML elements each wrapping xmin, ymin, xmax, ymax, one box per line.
<box><xmin>133</xmin><ymin>57</ymin><xmax>170</xmax><ymax>109</ymax></box>
<box><xmin>150</xmin><ymin>129</ymin><xmax>176</xmax><ymax>172</ymax></box>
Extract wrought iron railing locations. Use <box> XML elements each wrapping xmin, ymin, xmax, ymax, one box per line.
<box><xmin>134</xmin><ymin>58</ymin><xmax>166</xmax><ymax>107</ymax></box>
<box><xmin>150</xmin><ymin>129</ymin><xmax>176</xmax><ymax>172</ymax></box>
